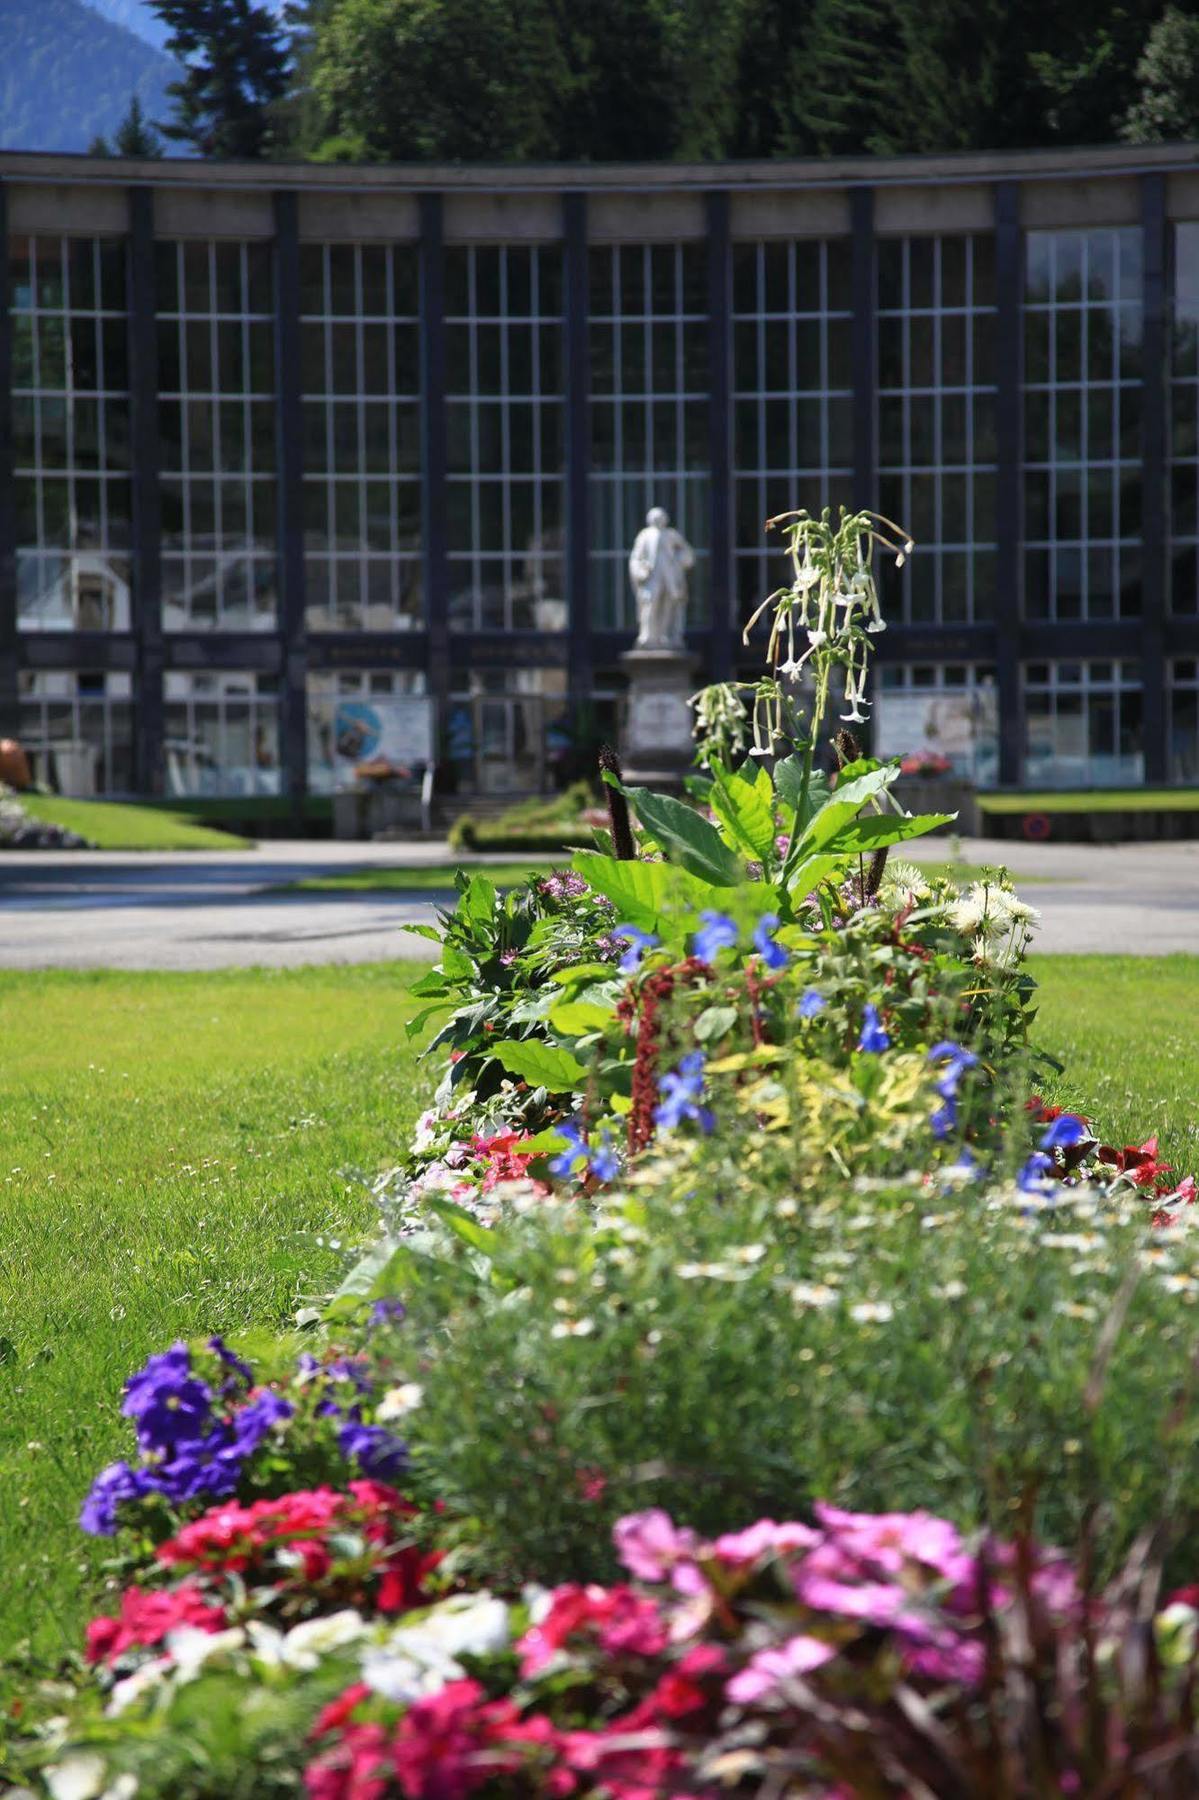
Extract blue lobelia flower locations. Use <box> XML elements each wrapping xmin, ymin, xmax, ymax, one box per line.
<box><xmin>798</xmin><ymin>988</ymin><xmax>826</xmax><ymax>1019</ymax></box>
<box><xmin>615</xmin><ymin>925</ymin><xmax>659</xmax><ymax>975</ymax></box>
<box><xmin>120</xmin><ymin>1342</ymin><xmax>214</xmax><ymax>1455</ymax></box>
<box><xmin>927</xmin><ymin>1042</ymin><xmax>980</xmax><ymax>1101</ymax></box>
<box><xmin>691</xmin><ymin>911</ymin><xmax>739</xmax><ymax>964</ymax></box>
<box><xmin>654</xmin><ymin>1050</ymin><xmax>716</xmax><ymax>1135</ymax></box>
<box><xmin>857</xmin><ymin>1004</ymin><xmax>891</xmax><ymax>1054</ymax></box>
<box><xmin>1041</xmin><ymin>1114</ymin><xmax>1088</xmax><ymax>1152</ymax></box>
<box><xmin>337</xmin><ymin>1419</ymin><xmax>408</xmax><ymax>1479</ymax></box>
<box><xmin>549</xmin><ymin>1119</ymin><xmax>590</xmax><ymax>1179</ymax></box>
<box><xmin>1018</xmin><ymin>1151</ymin><xmax>1056</xmax><ymax>1195</ymax></box>
<box><xmin>589</xmin><ymin>1132</ymin><xmax>620</xmax><ymax>1183</ymax></box>
<box><xmin>930</xmin><ymin>1099</ymin><xmax>957</xmax><ymax>1140</ymax></box>
<box><xmin>752</xmin><ymin>913</ymin><xmax>788</xmax><ymax>971</ymax></box>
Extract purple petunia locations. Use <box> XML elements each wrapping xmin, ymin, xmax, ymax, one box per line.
<box><xmin>1041</xmin><ymin>1114</ymin><xmax>1088</xmax><ymax>1152</ymax></box>
<box><xmin>79</xmin><ymin>1459</ymin><xmax>156</xmax><ymax>1536</ymax></box>
<box><xmin>337</xmin><ymin>1420</ymin><xmax>408</xmax><ymax>1479</ymax></box>
<box><xmin>120</xmin><ymin>1343</ymin><xmax>214</xmax><ymax>1454</ymax></box>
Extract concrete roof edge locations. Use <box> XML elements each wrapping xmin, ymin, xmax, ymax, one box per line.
<box><xmin>2</xmin><ymin>140</ymin><xmax>1199</xmax><ymax>196</ymax></box>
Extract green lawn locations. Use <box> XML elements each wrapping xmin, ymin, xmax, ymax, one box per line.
<box><xmin>1032</xmin><ymin>955</ymin><xmax>1199</xmax><ymax>1173</ymax></box>
<box><xmin>0</xmin><ymin>966</ymin><xmax>422</xmax><ymax>1660</ymax></box>
<box><xmin>16</xmin><ymin>795</ymin><xmax>253</xmax><ymax>850</ymax></box>
<box><xmin>284</xmin><ymin>860</ymin><xmax>561</xmax><ymax>894</ymax></box>
<box><xmin>1</xmin><ymin>954</ymin><xmax>1193</xmax><ymax>1663</ymax></box>
<box><xmin>980</xmin><ymin>788</ymin><xmax>1199</xmax><ymax>814</ymax></box>
<box><xmin>286</xmin><ymin>859</ymin><xmax>1057</xmax><ymax>896</ymax></box>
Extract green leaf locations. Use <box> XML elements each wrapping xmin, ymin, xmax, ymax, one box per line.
<box><xmin>569</xmin><ymin>854</ymin><xmax>682</xmax><ymax>932</ymax></box>
<box><xmin>550</xmin><ymin>999</ymin><xmax>613</xmax><ymax>1035</ymax></box>
<box><xmin>833</xmin><ymin>812</ymin><xmax>956</xmax><ymax>853</ymax></box>
<box><xmin>775</xmin><ymin>757</ymin><xmax>832</xmax><ymax>831</ymax></box>
<box><xmin>490</xmin><ymin>1038</ymin><xmax>587</xmax><ymax>1091</ymax></box>
<box><xmin>551</xmin><ymin>962</ymin><xmax>615</xmax><ymax>986</ymax></box>
<box><xmin>425</xmin><ymin>1197</ymin><xmax>499</xmax><ymax>1255</ymax></box>
<box><xmin>796</xmin><ymin>766</ymin><xmax>896</xmax><ymax>857</ymax></box>
<box><xmin>693</xmin><ymin>1003</ymin><xmax>738</xmax><ymax>1043</ymax></box>
<box><xmin>785</xmin><ymin>853</ymin><xmax>845</xmax><ymax>902</ymax></box>
<box><xmin>401</xmin><ymin>923</ymin><xmax>443</xmax><ymax>943</ymax></box>
<box><xmin>709</xmin><ymin>761</ymin><xmax>777</xmax><ymax>863</ymax></box>
<box><xmin>457</xmin><ymin>874</ymin><xmax>498</xmax><ymax>927</ymax></box>
<box><xmin>623</xmin><ymin>786</ymin><xmax>744</xmax><ymax>887</ymax></box>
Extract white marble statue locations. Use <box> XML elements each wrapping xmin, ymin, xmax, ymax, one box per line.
<box><xmin>628</xmin><ymin>506</ymin><xmax>695</xmax><ymax>649</ymax></box>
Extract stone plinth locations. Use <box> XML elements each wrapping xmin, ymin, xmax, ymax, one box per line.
<box><xmin>620</xmin><ymin>647</ymin><xmax>700</xmax><ymax>791</ymax></box>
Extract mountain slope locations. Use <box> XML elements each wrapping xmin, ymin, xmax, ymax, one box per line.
<box><xmin>0</xmin><ymin>0</ymin><xmax>179</xmax><ymax>152</ymax></box>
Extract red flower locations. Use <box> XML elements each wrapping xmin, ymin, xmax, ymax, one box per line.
<box><xmin>85</xmin><ymin>1583</ymin><xmax>227</xmax><ymax>1665</ymax></box>
<box><xmin>1097</xmin><ymin>1135</ymin><xmax>1174</xmax><ymax>1192</ymax></box>
<box><xmin>518</xmin><ymin>1583</ymin><xmax>667</xmax><ymax>1677</ymax></box>
<box><xmin>310</xmin><ymin>1683</ymin><xmax>374</xmax><ymax>1741</ymax></box>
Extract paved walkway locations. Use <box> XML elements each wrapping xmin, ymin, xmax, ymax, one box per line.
<box><xmin>0</xmin><ymin>836</ymin><xmax>1195</xmax><ymax>969</ymax></box>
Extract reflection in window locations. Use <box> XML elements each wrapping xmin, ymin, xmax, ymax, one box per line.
<box><xmin>300</xmin><ymin>243</ymin><xmax>423</xmax><ymax>632</ymax></box>
<box><xmin>17</xmin><ymin>669</ymin><xmax>133</xmax><ymax>794</ymax></box>
<box><xmin>445</xmin><ymin>246</ymin><xmax>564</xmax><ymax>634</ymax></box>
<box><xmin>1023</xmin><ymin>659</ymin><xmax>1143</xmax><ymax>787</ymax></box>
<box><xmin>733</xmin><ymin>238</ymin><xmax>853</xmax><ymax>631</ymax></box>
<box><xmin>877</xmin><ymin>235</ymin><xmax>997</xmax><ymax>624</ymax></box>
<box><xmin>156</xmin><ymin>240</ymin><xmax>278</xmax><ymax>631</ymax></box>
<box><xmin>306</xmin><ymin>667</ymin><xmax>429</xmax><ymax>792</ymax></box>
<box><xmin>1170</xmin><ymin>224</ymin><xmax>1199</xmax><ymax>615</ymax></box>
<box><xmin>589</xmin><ymin>244</ymin><xmax>708</xmax><ymax>632</ymax></box>
<box><xmin>874</xmin><ymin>662</ymin><xmax>998</xmax><ymax>783</ymax></box>
<box><xmin>1171</xmin><ymin>659</ymin><xmax>1199</xmax><ymax>781</ymax></box>
<box><xmin>10</xmin><ymin>235</ymin><xmax>133</xmax><ymax>632</ymax></box>
<box><xmin>163</xmin><ymin>670</ymin><xmax>280</xmax><ymax>795</ymax></box>
<box><xmin>1023</xmin><ymin>229</ymin><xmax>1143</xmax><ymax>622</ymax></box>
<box><xmin>446</xmin><ymin>666</ymin><xmax>569</xmax><ymax>794</ymax></box>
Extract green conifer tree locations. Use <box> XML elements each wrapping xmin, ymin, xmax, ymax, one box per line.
<box><xmin>150</xmin><ymin>0</ymin><xmax>292</xmax><ymax>159</ymax></box>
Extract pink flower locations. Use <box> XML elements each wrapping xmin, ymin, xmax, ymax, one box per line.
<box><xmin>811</xmin><ymin>1502</ymin><xmax>974</xmax><ymax>1587</ymax></box>
<box><xmin>726</xmin><ymin>1632</ymin><xmax>837</xmax><ymax>1704</ymax></box>
<box><xmin>712</xmin><ymin>1519</ymin><xmax>819</xmax><ymax>1566</ymax></box>
<box><xmin>612</xmin><ymin>1509</ymin><xmax>702</xmax><ymax>1590</ymax></box>
<box><xmin>793</xmin><ymin>1572</ymin><xmax>912</xmax><ymax>1628</ymax></box>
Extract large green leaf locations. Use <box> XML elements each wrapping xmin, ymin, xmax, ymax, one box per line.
<box><xmin>785</xmin><ymin>853</ymin><xmax>846</xmax><ymax>902</ymax></box>
<box><xmin>623</xmin><ymin>785</ymin><xmax>744</xmax><ymax>887</ymax></box>
<box><xmin>709</xmin><ymin>761</ymin><xmax>777</xmax><ymax>864</ymax></box>
<box><xmin>795</xmin><ymin>766</ymin><xmax>897</xmax><ymax>858</ymax></box>
<box><xmin>425</xmin><ymin>1196</ymin><xmax>499</xmax><ymax>1256</ymax></box>
<box><xmin>490</xmin><ymin>1038</ymin><xmax>587</xmax><ymax>1091</ymax></box>
<box><xmin>833</xmin><ymin>811</ymin><xmax>956</xmax><ymax>853</ymax></box>
<box><xmin>569</xmin><ymin>853</ymin><xmax>682</xmax><ymax>932</ymax></box>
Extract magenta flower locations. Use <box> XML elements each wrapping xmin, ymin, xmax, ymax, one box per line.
<box><xmin>726</xmin><ymin>1632</ymin><xmax>837</xmax><ymax>1704</ymax></box>
<box><xmin>612</xmin><ymin>1508</ymin><xmax>702</xmax><ymax>1591</ymax></box>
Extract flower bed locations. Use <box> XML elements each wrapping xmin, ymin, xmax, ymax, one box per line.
<box><xmin>9</xmin><ymin>510</ymin><xmax>1199</xmax><ymax>1797</ymax></box>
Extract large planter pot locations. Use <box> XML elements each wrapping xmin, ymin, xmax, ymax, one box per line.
<box><xmin>890</xmin><ymin>777</ymin><xmax>978</xmax><ymax>836</ymax></box>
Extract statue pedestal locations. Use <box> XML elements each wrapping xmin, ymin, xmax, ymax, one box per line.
<box><xmin>620</xmin><ymin>647</ymin><xmax>700</xmax><ymax>792</ymax></box>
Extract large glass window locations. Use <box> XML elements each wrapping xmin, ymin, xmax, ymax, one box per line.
<box><xmin>1024</xmin><ymin>229</ymin><xmax>1143</xmax><ymax>621</ymax></box>
<box><xmin>733</xmin><ymin>238</ymin><xmax>853</xmax><ymax>631</ymax></box>
<box><xmin>1023</xmin><ymin>658</ymin><xmax>1143</xmax><ymax>787</ymax></box>
<box><xmin>589</xmin><ymin>244</ymin><xmax>708</xmax><ymax>632</ymax></box>
<box><xmin>1170</xmin><ymin>658</ymin><xmax>1199</xmax><ymax>782</ymax></box>
<box><xmin>307</xmin><ymin>668</ymin><xmax>429</xmax><ymax>792</ymax></box>
<box><xmin>875</xmin><ymin>662</ymin><xmax>998</xmax><ymax>783</ymax></box>
<box><xmin>156</xmin><ymin>240</ymin><xmax>278</xmax><ymax>631</ymax></box>
<box><xmin>301</xmin><ymin>242</ymin><xmax>423</xmax><ymax>632</ymax></box>
<box><xmin>17</xmin><ymin>670</ymin><xmax>133</xmax><ymax>794</ymax></box>
<box><xmin>446</xmin><ymin>666</ymin><xmax>569</xmax><ymax>794</ymax></box>
<box><xmin>1170</xmin><ymin>223</ymin><xmax>1199</xmax><ymax>616</ymax></box>
<box><xmin>445</xmin><ymin>245</ymin><xmax>564</xmax><ymax>634</ymax></box>
<box><xmin>163</xmin><ymin>670</ymin><xmax>280</xmax><ymax>795</ymax></box>
<box><xmin>877</xmin><ymin>235</ymin><xmax>997</xmax><ymax>624</ymax></box>
<box><xmin>10</xmin><ymin>235</ymin><xmax>132</xmax><ymax>632</ymax></box>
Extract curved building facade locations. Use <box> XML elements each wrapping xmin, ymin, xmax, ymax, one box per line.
<box><xmin>2</xmin><ymin>142</ymin><xmax>1199</xmax><ymax>804</ymax></box>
